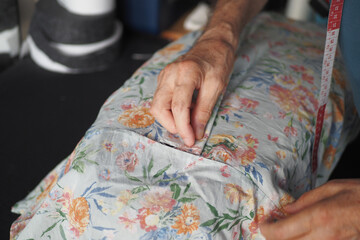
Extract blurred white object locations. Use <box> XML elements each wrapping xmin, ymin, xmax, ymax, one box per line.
<box><xmin>0</xmin><ymin>26</ymin><xmax>20</xmax><ymax>57</ymax></box>
<box><xmin>27</xmin><ymin>37</ymin><xmax>73</xmax><ymax>73</ymax></box>
<box><xmin>285</xmin><ymin>0</ymin><xmax>313</xmax><ymax>21</ymax></box>
<box><xmin>184</xmin><ymin>2</ymin><xmax>210</xmax><ymax>31</ymax></box>
<box><xmin>57</xmin><ymin>0</ymin><xmax>115</xmax><ymax>15</ymax></box>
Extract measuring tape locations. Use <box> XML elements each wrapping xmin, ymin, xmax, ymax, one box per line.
<box><xmin>311</xmin><ymin>0</ymin><xmax>344</xmax><ymax>188</ymax></box>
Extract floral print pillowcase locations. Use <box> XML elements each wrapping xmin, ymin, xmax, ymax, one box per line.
<box><xmin>10</xmin><ymin>12</ymin><xmax>359</xmax><ymax>240</ymax></box>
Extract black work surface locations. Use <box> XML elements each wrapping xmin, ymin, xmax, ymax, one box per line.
<box><xmin>0</xmin><ymin>30</ymin><xmax>359</xmax><ymax>239</ymax></box>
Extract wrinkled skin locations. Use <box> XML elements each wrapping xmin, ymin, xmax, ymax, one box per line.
<box><xmin>150</xmin><ymin>0</ymin><xmax>267</xmax><ymax>147</ymax></box>
<box><xmin>150</xmin><ymin>1</ymin><xmax>360</xmax><ymax>239</ymax></box>
<box><xmin>260</xmin><ymin>179</ymin><xmax>360</xmax><ymax>240</ymax></box>
<box><xmin>150</xmin><ymin>38</ymin><xmax>234</xmax><ymax>146</ymax></box>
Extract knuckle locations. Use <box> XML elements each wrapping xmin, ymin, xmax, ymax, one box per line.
<box><xmin>149</xmin><ymin>105</ymin><xmax>157</xmax><ymax>116</ymax></box>
<box><xmin>207</xmin><ymin>76</ymin><xmax>227</xmax><ymax>92</ymax></box>
<box><xmin>172</xmin><ymin>101</ymin><xmax>188</xmax><ymax>114</ymax></box>
<box><xmin>316</xmin><ymin>206</ymin><xmax>331</xmax><ymax>224</ymax></box>
<box><xmin>326</xmin><ymin>179</ymin><xmax>344</xmax><ymax>191</ymax></box>
<box><xmin>197</xmin><ymin>108</ymin><xmax>212</xmax><ymax>122</ymax></box>
<box><xmin>177</xmin><ymin>59</ymin><xmax>198</xmax><ymax>69</ymax></box>
<box><xmin>217</xmin><ymin>80</ymin><xmax>227</xmax><ymax>91</ymax></box>
<box><xmin>174</xmin><ymin>77</ymin><xmax>198</xmax><ymax>89</ymax></box>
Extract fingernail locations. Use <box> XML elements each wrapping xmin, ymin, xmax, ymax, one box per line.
<box><xmin>195</xmin><ymin>124</ymin><xmax>205</xmax><ymax>140</ymax></box>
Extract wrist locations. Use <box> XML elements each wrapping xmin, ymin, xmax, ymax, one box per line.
<box><xmin>199</xmin><ymin>21</ymin><xmax>239</xmax><ymax>52</ymax></box>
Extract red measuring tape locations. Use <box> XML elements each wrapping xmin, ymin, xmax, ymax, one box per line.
<box><xmin>311</xmin><ymin>0</ymin><xmax>344</xmax><ymax>188</ymax></box>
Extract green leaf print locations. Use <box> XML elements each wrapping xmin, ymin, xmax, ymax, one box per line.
<box><xmin>249</xmin><ymin>210</ymin><xmax>255</xmax><ymax>218</ymax></box>
<box><xmin>183</xmin><ymin>183</ymin><xmax>191</xmax><ymax>194</ymax></box>
<box><xmin>139</xmin><ymin>77</ymin><xmax>145</xmax><ymax>85</ymax></box>
<box><xmin>124</xmin><ymin>171</ymin><xmax>143</xmax><ymax>183</ymax></box>
<box><xmin>178</xmin><ymin>197</ymin><xmax>197</xmax><ymax>203</ymax></box>
<box><xmin>131</xmin><ymin>186</ymin><xmax>149</xmax><ymax>194</ymax></box>
<box><xmin>204</xmin><ymin>204</ymin><xmax>254</xmax><ymax>237</ymax></box>
<box><xmin>206</xmin><ymin>203</ymin><xmax>219</xmax><ymax>217</ymax></box>
<box><xmin>71</xmin><ymin>146</ymin><xmax>98</xmax><ymax>173</ymax></box>
<box><xmin>56</xmin><ymin>209</ymin><xmax>66</xmax><ymax>218</ymax></box>
<box><xmin>215</xmin><ymin>222</ymin><xmax>231</xmax><ymax>234</ymax></box>
<box><xmin>72</xmin><ymin>161</ymin><xmax>85</xmax><ymax>173</ymax></box>
<box><xmin>223</xmin><ymin>213</ymin><xmax>236</xmax><ymax>220</ymax></box>
<box><xmin>142</xmin><ymin>166</ymin><xmax>147</xmax><ymax>179</ymax></box>
<box><xmin>170</xmin><ymin>183</ymin><xmax>181</xmax><ymax>200</ymax></box>
<box><xmin>153</xmin><ymin>164</ymin><xmax>171</xmax><ymax>178</ymax></box>
<box><xmin>147</xmin><ymin>158</ymin><xmax>154</xmax><ymax>175</ymax></box>
<box><xmin>201</xmin><ymin>218</ymin><xmax>218</xmax><ymax>227</ymax></box>
<box><xmin>211</xmin><ymin>218</ymin><xmax>225</xmax><ymax>233</ymax></box>
<box><xmin>59</xmin><ymin>224</ymin><xmax>67</xmax><ymax>240</ymax></box>
<box><xmin>41</xmin><ymin>220</ymin><xmax>60</xmax><ymax>237</ymax></box>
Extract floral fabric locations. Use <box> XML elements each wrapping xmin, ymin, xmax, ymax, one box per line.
<box><xmin>10</xmin><ymin>13</ymin><xmax>359</xmax><ymax>240</ymax></box>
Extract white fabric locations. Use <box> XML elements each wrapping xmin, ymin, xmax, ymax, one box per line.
<box><xmin>27</xmin><ymin>37</ymin><xmax>73</xmax><ymax>73</ymax></box>
<box><xmin>183</xmin><ymin>2</ymin><xmax>210</xmax><ymax>31</ymax></box>
<box><xmin>0</xmin><ymin>26</ymin><xmax>20</xmax><ymax>57</ymax></box>
<box><xmin>285</xmin><ymin>0</ymin><xmax>313</xmax><ymax>21</ymax></box>
<box><xmin>57</xmin><ymin>0</ymin><xmax>115</xmax><ymax>16</ymax></box>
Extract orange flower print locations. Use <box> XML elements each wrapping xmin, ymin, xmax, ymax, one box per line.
<box><xmin>224</xmin><ymin>183</ymin><xmax>249</xmax><ymax>204</ymax></box>
<box><xmin>290</xmin><ymin>65</ymin><xmax>306</xmax><ymax>72</ymax></box>
<box><xmin>118</xmin><ymin>106</ymin><xmax>155</xmax><ymax>128</ymax></box>
<box><xmin>68</xmin><ymin>197</ymin><xmax>90</xmax><ymax>237</ymax></box>
<box><xmin>234</xmin><ymin>134</ymin><xmax>259</xmax><ymax>165</ymax></box>
<box><xmin>208</xmin><ymin>145</ymin><xmax>234</xmax><ymax>163</ymax></box>
<box><xmin>102</xmin><ymin>141</ymin><xmax>117</xmax><ymax>153</ymax></box>
<box><xmin>301</xmin><ymin>73</ymin><xmax>314</xmax><ymax>84</ymax></box>
<box><xmin>276</xmin><ymin>150</ymin><xmax>286</xmax><ymax>160</ymax></box>
<box><xmin>249</xmin><ymin>206</ymin><xmax>265</xmax><ymax>235</ymax></box>
<box><xmin>249</xmin><ymin>206</ymin><xmax>285</xmax><ymax>237</ymax></box>
<box><xmin>116</xmin><ymin>152</ymin><xmax>139</xmax><ymax>172</ymax></box>
<box><xmin>142</xmin><ymin>188</ymin><xmax>176</xmax><ymax>212</ymax></box>
<box><xmin>273</xmin><ymin>74</ymin><xmax>296</xmax><ymax>86</ymax></box>
<box><xmin>270</xmin><ymin>85</ymin><xmax>318</xmax><ymax>118</ymax></box>
<box><xmin>269</xmin><ymin>21</ymin><xmax>305</xmax><ymax>34</ymax></box>
<box><xmin>284</xmin><ymin>126</ymin><xmax>298</xmax><ymax>137</ymax></box>
<box><xmin>118</xmin><ymin>210</ymin><xmax>137</xmax><ymax>233</ymax></box>
<box><xmin>172</xmin><ymin>204</ymin><xmax>200</xmax><ymax>235</ymax></box>
<box><xmin>279</xmin><ymin>193</ymin><xmax>295</xmax><ymax>211</ymax></box>
<box><xmin>323</xmin><ymin>145</ymin><xmax>337</xmax><ymax>169</ymax></box>
<box><xmin>117</xmin><ymin>190</ymin><xmax>137</xmax><ymax>207</ymax></box>
<box><xmin>137</xmin><ymin>208</ymin><xmax>159</xmax><ymax>232</ymax></box>
<box><xmin>209</xmin><ymin>134</ymin><xmax>236</xmax><ymax>145</ymax></box>
<box><xmin>330</xmin><ymin>92</ymin><xmax>344</xmax><ymax>123</ymax></box>
<box><xmin>64</xmin><ymin>139</ymin><xmax>84</xmax><ymax>174</ymax></box>
<box><xmin>64</xmin><ymin>150</ymin><xmax>76</xmax><ymax>175</ymax></box>
<box><xmin>10</xmin><ymin>219</ymin><xmax>27</xmax><ymax>240</ymax></box>
<box><xmin>332</xmin><ymin>68</ymin><xmax>346</xmax><ymax>89</ymax></box>
<box><xmin>207</xmin><ymin>134</ymin><xmax>259</xmax><ymax>165</ymax></box>
<box><xmin>220</xmin><ymin>165</ymin><xmax>231</xmax><ymax>177</ymax></box>
<box><xmin>237</xmin><ymin>97</ymin><xmax>259</xmax><ymax>111</ymax></box>
<box><xmin>36</xmin><ymin>171</ymin><xmax>59</xmax><ymax>202</ymax></box>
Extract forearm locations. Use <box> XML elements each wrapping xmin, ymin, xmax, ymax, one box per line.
<box><xmin>197</xmin><ymin>0</ymin><xmax>267</xmax><ymax>52</ymax></box>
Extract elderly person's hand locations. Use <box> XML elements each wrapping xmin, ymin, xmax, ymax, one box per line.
<box><xmin>150</xmin><ymin>37</ymin><xmax>235</xmax><ymax>146</ymax></box>
<box><xmin>150</xmin><ymin>0</ymin><xmax>267</xmax><ymax>146</ymax></box>
<box><xmin>260</xmin><ymin>179</ymin><xmax>360</xmax><ymax>240</ymax></box>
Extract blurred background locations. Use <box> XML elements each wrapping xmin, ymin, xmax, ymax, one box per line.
<box><xmin>0</xmin><ymin>0</ymin><xmax>358</xmax><ymax>238</ymax></box>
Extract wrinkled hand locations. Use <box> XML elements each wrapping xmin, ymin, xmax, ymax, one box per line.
<box><xmin>260</xmin><ymin>179</ymin><xmax>360</xmax><ymax>240</ymax></box>
<box><xmin>150</xmin><ymin>39</ymin><xmax>235</xmax><ymax>146</ymax></box>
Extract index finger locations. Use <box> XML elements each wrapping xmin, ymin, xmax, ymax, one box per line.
<box><xmin>150</xmin><ymin>84</ymin><xmax>177</xmax><ymax>134</ymax></box>
<box><xmin>171</xmin><ymin>79</ymin><xmax>197</xmax><ymax>146</ymax></box>
<box><xmin>260</xmin><ymin>207</ymin><xmax>315</xmax><ymax>240</ymax></box>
